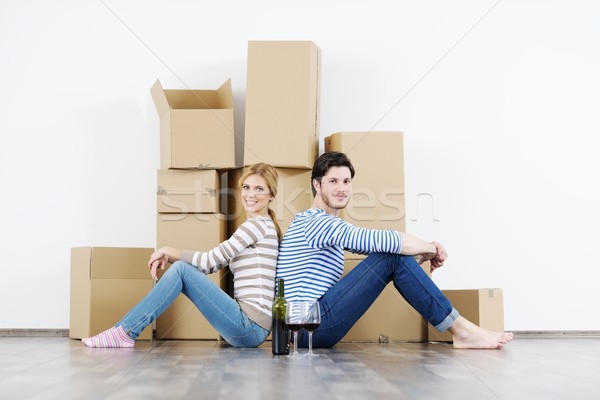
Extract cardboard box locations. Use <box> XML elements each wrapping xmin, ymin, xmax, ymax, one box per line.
<box><xmin>325</xmin><ymin>132</ymin><xmax>406</xmax><ymax>234</ymax></box>
<box><xmin>155</xmin><ymin>213</ymin><xmax>228</xmax><ymax>339</ymax></box>
<box><xmin>151</xmin><ymin>79</ymin><xmax>236</xmax><ymax>169</ymax></box>
<box><xmin>340</xmin><ymin>259</ymin><xmax>431</xmax><ymax>342</ymax></box>
<box><xmin>244</xmin><ymin>41</ymin><xmax>321</xmax><ymax>168</ymax></box>
<box><xmin>227</xmin><ymin>167</ymin><xmax>313</xmax><ymax>235</ymax></box>
<box><xmin>157</xmin><ymin>169</ymin><xmax>220</xmax><ymax>214</ymax></box>
<box><xmin>70</xmin><ymin>247</ymin><xmax>154</xmax><ymax>340</ymax></box>
<box><xmin>428</xmin><ymin>289</ymin><xmax>504</xmax><ymax>342</ymax></box>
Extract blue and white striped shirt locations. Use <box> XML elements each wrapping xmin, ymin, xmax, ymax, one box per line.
<box><xmin>276</xmin><ymin>208</ymin><xmax>403</xmax><ymax>302</ymax></box>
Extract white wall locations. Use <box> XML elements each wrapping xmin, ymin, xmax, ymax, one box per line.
<box><xmin>1</xmin><ymin>0</ymin><xmax>599</xmax><ymax>331</ymax></box>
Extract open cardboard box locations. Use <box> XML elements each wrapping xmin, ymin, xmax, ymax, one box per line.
<box><xmin>151</xmin><ymin>79</ymin><xmax>236</xmax><ymax>170</ymax></box>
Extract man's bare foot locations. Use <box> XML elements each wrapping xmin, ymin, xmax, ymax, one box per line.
<box><xmin>448</xmin><ymin>316</ymin><xmax>513</xmax><ymax>349</ymax></box>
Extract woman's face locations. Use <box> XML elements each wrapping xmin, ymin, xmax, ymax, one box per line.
<box><xmin>241</xmin><ymin>174</ymin><xmax>274</xmax><ymax>217</ymax></box>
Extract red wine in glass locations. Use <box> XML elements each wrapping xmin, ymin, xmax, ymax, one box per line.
<box><xmin>304</xmin><ymin>323</ymin><xmax>320</xmax><ymax>332</ymax></box>
<box><xmin>286</xmin><ymin>323</ymin><xmax>304</xmax><ymax>332</ymax></box>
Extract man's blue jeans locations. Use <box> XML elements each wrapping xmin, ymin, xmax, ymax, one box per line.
<box><xmin>116</xmin><ymin>261</ymin><xmax>269</xmax><ymax>348</ymax></box>
<box><xmin>299</xmin><ymin>253</ymin><xmax>459</xmax><ymax>348</ymax></box>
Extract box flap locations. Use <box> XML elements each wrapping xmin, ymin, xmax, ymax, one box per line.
<box><xmin>216</xmin><ymin>79</ymin><xmax>233</xmax><ymax>108</ymax></box>
<box><xmin>151</xmin><ymin>79</ymin><xmax>170</xmax><ymax>117</ymax></box>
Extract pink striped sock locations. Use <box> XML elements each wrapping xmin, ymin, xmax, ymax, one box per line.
<box><xmin>82</xmin><ymin>326</ymin><xmax>135</xmax><ymax>348</ymax></box>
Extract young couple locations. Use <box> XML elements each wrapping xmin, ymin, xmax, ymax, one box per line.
<box><xmin>83</xmin><ymin>155</ymin><xmax>512</xmax><ymax>350</ymax></box>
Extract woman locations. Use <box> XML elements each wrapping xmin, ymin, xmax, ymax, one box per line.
<box><xmin>83</xmin><ymin>163</ymin><xmax>282</xmax><ymax>348</ymax></box>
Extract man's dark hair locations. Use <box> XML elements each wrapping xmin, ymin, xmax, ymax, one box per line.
<box><xmin>311</xmin><ymin>151</ymin><xmax>355</xmax><ymax>196</ymax></box>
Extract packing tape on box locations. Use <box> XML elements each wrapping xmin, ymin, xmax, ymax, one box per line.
<box><xmin>157</xmin><ymin>187</ymin><xmax>216</xmax><ymax>197</ymax></box>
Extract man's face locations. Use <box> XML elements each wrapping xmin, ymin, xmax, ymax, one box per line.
<box><xmin>314</xmin><ymin>166</ymin><xmax>353</xmax><ymax>211</ymax></box>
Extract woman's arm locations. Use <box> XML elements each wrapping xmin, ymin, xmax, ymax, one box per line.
<box><xmin>148</xmin><ymin>246</ymin><xmax>181</xmax><ymax>281</ymax></box>
<box><xmin>178</xmin><ymin>217</ymin><xmax>270</xmax><ymax>275</ymax></box>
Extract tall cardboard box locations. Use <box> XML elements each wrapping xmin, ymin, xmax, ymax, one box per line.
<box><xmin>70</xmin><ymin>247</ymin><xmax>154</xmax><ymax>340</ymax></box>
<box><xmin>244</xmin><ymin>41</ymin><xmax>321</xmax><ymax>168</ymax></box>
<box><xmin>155</xmin><ymin>213</ymin><xmax>227</xmax><ymax>339</ymax></box>
<box><xmin>151</xmin><ymin>79</ymin><xmax>236</xmax><ymax>169</ymax></box>
<box><xmin>340</xmin><ymin>259</ymin><xmax>431</xmax><ymax>342</ymax></box>
<box><xmin>157</xmin><ymin>169</ymin><xmax>220</xmax><ymax>214</ymax></box>
<box><xmin>428</xmin><ymin>289</ymin><xmax>504</xmax><ymax>342</ymax></box>
<box><xmin>325</xmin><ymin>132</ymin><xmax>406</xmax><ymax>234</ymax></box>
<box><xmin>227</xmin><ymin>167</ymin><xmax>313</xmax><ymax>235</ymax></box>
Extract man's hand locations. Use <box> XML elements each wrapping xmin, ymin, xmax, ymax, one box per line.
<box><xmin>416</xmin><ymin>241</ymin><xmax>447</xmax><ymax>273</ymax></box>
<box><xmin>429</xmin><ymin>241</ymin><xmax>447</xmax><ymax>272</ymax></box>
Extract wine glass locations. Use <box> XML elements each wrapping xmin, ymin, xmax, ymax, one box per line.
<box><xmin>304</xmin><ymin>301</ymin><xmax>321</xmax><ymax>357</ymax></box>
<box><xmin>285</xmin><ymin>302</ymin><xmax>305</xmax><ymax>357</ymax></box>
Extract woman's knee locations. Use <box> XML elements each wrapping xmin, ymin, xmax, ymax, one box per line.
<box><xmin>164</xmin><ymin>260</ymin><xmax>192</xmax><ymax>277</ymax></box>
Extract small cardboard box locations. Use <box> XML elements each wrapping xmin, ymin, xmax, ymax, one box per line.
<box><xmin>151</xmin><ymin>79</ymin><xmax>235</xmax><ymax>169</ymax></box>
<box><xmin>325</xmin><ymin>131</ymin><xmax>406</xmax><ymax>233</ymax></box>
<box><xmin>227</xmin><ymin>167</ymin><xmax>313</xmax><ymax>235</ymax></box>
<box><xmin>244</xmin><ymin>41</ymin><xmax>321</xmax><ymax>168</ymax></box>
<box><xmin>155</xmin><ymin>213</ymin><xmax>228</xmax><ymax>339</ymax></box>
<box><xmin>428</xmin><ymin>289</ymin><xmax>505</xmax><ymax>342</ymax></box>
<box><xmin>340</xmin><ymin>259</ymin><xmax>431</xmax><ymax>342</ymax></box>
<box><xmin>70</xmin><ymin>247</ymin><xmax>154</xmax><ymax>340</ymax></box>
<box><xmin>157</xmin><ymin>169</ymin><xmax>220</xmax><ymax>214</ymax></box>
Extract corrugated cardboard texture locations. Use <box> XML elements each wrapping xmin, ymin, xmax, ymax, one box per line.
<box><xmin>155</xmin><ymin>213</ymin><xmax>227</xmax><ymax>339</ymax></box>
<box><xmin>244</xmin><ymin>41</ymin><xmax>320</xmax><ymax>168</ymax></box>
<box><xmin>427</xmin><ymin>289</ymin><xmax>505</xmax><ymax>342</ymax></box>
<box><xmin>157</xmin><ymin>169</ymin><xmax>220</xmax><ymax>214</ymax></box>
<box><xmin>69</xmin><ymin>247</ymin><xmax>154</xmax><ymax>340</ymax></box>
<box><xmin>340</xmin><ymin>259</ymin><xmax>431</xmax><ymax>342</ymax></box>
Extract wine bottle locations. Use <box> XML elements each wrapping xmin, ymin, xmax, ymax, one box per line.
<box><xmin>271</xmin><ymin>278</ymin><xmax>289</xmax><ymax>355</ymax></box>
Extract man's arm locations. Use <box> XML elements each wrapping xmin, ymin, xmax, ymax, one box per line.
<box><xmin>399</xmin><ymin>232</ymin><xmax>447</xmax><ymax>272</ymax></box>
<box><xmin>398</xmin><ymin>232</ymin><xmax>436</xmax><ymax>255</ymax></box>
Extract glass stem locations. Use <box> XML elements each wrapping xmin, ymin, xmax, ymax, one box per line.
<box><xmin>293</xmin><ymin>332</ymin><xmax>298</xmax><ymax>356</ymax></box>
<box><xmin>308</xmin><ymin>333</ymin><xmax>313</xmax><ymax>356</ymax></box>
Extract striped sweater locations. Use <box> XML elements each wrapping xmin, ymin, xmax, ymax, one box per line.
<box><xmin>276</xmin><ymin>208</ymin><xmax>403</xmax><ymax>302</ymax></box>
<box><xmin>180</xmin><ymin>216</ymin><xmax>279</xmax><ymax>330</ymax></box>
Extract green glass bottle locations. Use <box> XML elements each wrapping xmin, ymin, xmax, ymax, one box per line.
<box><xmin>271</xmin><ymin>278</ymin><xmax>289</xmax><ymax>355</ymax></box>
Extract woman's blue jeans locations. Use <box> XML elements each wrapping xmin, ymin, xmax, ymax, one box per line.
<box><xmin>116</xmin><ymin>261</ymin><xmax>269</xmax><ymax>348</ymax></box>
<box><xmin>299</xmin><ymin>253</ymin><xmax>459</xmax><ymax>348</ymax></box>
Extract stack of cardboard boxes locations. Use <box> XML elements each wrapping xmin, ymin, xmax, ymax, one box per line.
<box><xmin>230</xmin><ymin>41</ymin><xmax>320</xmax><ymax>237</ymax></box>
<box><xmin>150</xmin><ymin>80</ymin><xmax>234</xmax><ymax>339</ymax></box>
<box><xmin>69</xmin><ymin>40</ymin><xmax>504</xmax><ymax>344</ymax></box>
<box><xmin>324</xmin><ymin>131</ymin><xmax>431</xmax><ymax>342</ymax></box>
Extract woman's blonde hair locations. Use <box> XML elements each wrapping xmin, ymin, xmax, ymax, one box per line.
<box><xmin>239</xmin><ymin>162</ymin><xmax>282</xmax><ymax>241</ymax></box>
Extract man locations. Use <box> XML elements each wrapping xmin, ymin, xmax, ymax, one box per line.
<box><xmin>276</xmin><ymin>151</ymin><xmax>513</xmax><ymax>349</ymax></box>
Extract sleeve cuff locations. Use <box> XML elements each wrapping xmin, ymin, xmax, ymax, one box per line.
<box><xmin>180</xmin><ymin>249</ymin><xmax>196</xmax><ymax>266</ymax></box>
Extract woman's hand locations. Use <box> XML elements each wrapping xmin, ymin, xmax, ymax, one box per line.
<box><xmin>148</xmin><ymin>247</ymin><xmax>180</xmax><ymax>281</ymax></box>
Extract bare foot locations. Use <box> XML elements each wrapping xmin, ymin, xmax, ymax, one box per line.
<box><xmin>448</xmin><ymin>316</ymin><xmax>513</xmax><ymax>349</ymax></box>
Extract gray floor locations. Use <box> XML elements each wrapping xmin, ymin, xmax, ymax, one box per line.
<box><xmin>1</xmin><ymin>336</ymin><xmax>599</xmax><ymax>399</ymax></box>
